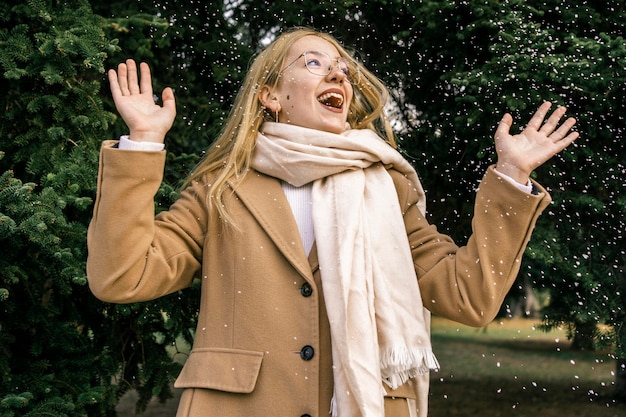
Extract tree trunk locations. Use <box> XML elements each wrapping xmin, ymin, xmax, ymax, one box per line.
<box><xmin>614</xmin><ymin>358</ymin><xmax>626</xmax><ymax>402</ymax></box>
<box><xmin>499</xmin><ymin>275</ymin><xmax>541</xmax><ymax>318</ymax></box>
<box><xmin>570</xmin><ymin>321</ymin><xmax>597</xmax><ymax>351</ymax></box>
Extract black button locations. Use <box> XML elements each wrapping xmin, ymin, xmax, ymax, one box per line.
<box><xmin>300</xmin><ymin>282</ymin><xmax>313</xmax><ymax>297</ymax></box>
<box><xmin>301</xmin><ymin>415</ymin><xmax>312</xmax><ymax>417</ymax></box>
<box><xmin>300</xmin><ymin>345</ymin><xmax>315</xmax><ymax>361</ymax></box>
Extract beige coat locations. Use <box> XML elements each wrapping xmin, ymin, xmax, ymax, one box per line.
<box><xmin>87</xmin><ymin>141</ymin><xmax>551</xmax><ymax>416</ymax></box>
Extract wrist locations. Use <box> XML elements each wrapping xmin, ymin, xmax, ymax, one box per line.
<box><xmin>495</xmin><ymin>162</ymin><xmax>530</xmax><ymax>185</ymax></box>
<box><xmin>128</xmin><ymin>130</ymin><xmax>166</xmax><ymax>144</ymax></box>
<box><xmin>493</xmin><ymin>166</ymin><xmax>533</xmax><ymax>193</ymax></box>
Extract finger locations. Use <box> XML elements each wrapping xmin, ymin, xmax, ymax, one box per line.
<box><xmin>139</xmin><ymin>62</ymin><xmax>153</xmax><ymax>95</ymax></box>
<box><xmin>552</xmin><ymin>130</ymin><xmax>579</xmax><ymax>153</ymax></box>
<box><xmin>551</xmin><ymin>116</ymin><xmax>577</xmax><ymax>140</ymax></box>
<box><xmin>539</xmin><ymin>105</ymin><xmax>568</xmax><ymax>135</ymax></box>
<box><xmin>526</xmin><ymin>101</ymin><xmax>552</xmax><ymax>130</ymax></box>
<box><xmin>116</xmin><ymin>62</ymin><xmax>129</xmax><ymax>95</ymax></box>
<box><xmin>494</xmin><ymin>113</ymin><xmax>513</xmax><ymax>139</ymax></box>
<box><xmin>162</xmin><ymin>87</ymin><xmax>177</xmax><ymax>114</ymax></box>
<box><xmin>108</xmin><ymin>68</ymin><xmax>122</xmax><ymax>100</ymax></box>
<box><xmin>126</xmin><ymin>59</ymin><xmax>140</xmax><ymax>95</ymax></box>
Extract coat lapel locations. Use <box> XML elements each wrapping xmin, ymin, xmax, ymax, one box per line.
<box><xmin>232</xmin><ymin>170</ymin><xmax>314</xmax><ymax>282</ymax></box>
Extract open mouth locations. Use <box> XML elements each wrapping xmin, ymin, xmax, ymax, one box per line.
<box><xmin>317</xmin><ymin>92</ymin><xmax>344</xmax><ymax>109</ymax></box>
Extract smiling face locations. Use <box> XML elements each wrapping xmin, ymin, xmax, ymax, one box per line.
<box><xmin>260</xmin><ymin>35</ymin><xmax>354</xmax><ymax>134</ymax></box>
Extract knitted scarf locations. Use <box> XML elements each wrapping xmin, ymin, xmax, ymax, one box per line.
<box><xmin>251</xmin><ymin>122</ymin><xmax>439</xmax><ymax>417</ymax></box>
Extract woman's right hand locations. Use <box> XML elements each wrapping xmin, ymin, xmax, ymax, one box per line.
<box><xmin>108</xmin><ymin>59</ymin><xmax>176</xmax><ymax>143</ymax></box>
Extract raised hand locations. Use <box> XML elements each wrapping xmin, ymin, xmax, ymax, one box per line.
<box><xmin>494</xmin><ymin>102</ymin><xmax>579</xmax><ymax>184</ymax></box>
<box><xmin>108</xmin><ymin>59</ymin><xmax>176</xmax><ymax>143</ymax></box>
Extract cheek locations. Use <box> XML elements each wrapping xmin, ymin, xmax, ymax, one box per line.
<box><xmin>346</xmin><ymin>86</ymin><xmax>354</xmax><ymax>104</ymax></box>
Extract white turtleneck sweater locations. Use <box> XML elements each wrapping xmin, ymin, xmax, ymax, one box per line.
<box><xmin>280</xmin><ymin>181</ymin><xmax>315</xmax><ymax>255</ymax></box>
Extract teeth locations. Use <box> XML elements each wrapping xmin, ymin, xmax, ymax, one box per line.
<box><xmin>317</xmin><ymin>92</ymin><xmax>344</xmax><ymax>108</ymax></box>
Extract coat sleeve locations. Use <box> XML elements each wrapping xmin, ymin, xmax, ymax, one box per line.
<box><xmin>391</xmin><ymin>166</ymin><xmax>552</xmax><ymax>327</ymax></box>
<box><xmin>87</xmin><ymin>141</ymin><xmax>206</xmax><ymax>303</ymax></box>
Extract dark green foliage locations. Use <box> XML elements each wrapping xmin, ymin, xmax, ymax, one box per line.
<box><xmin>0</xmin><ymin>0</ymin><xmax>119</xmax><ymax>415</ymax></box>
<box><xmin>0</xmin><ymin>1</ymin><xmax>186</xmax><ymax>415</ymax></box>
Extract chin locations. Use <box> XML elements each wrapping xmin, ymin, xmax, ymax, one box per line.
<box><xmin>321</xmin><ymin>121</ymin><xmax>348</xmax><ymax>134</ymax></box>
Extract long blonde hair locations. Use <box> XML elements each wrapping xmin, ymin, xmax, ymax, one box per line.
<box><xmin>184</xmin><ymin>27</ymin><xmax>395</xmax><ymax>224</ymax></box>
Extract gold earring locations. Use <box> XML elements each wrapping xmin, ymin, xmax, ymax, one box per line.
<box><xmin>275</xmin><ymin>110</ymin><xmax>279</xmax><ymax>123</ymax></box>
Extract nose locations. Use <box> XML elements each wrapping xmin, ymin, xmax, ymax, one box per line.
<box><xmin>327</xmin><ymin>62</ymin><xmax>347</xmax><ymax>82</ymax></box>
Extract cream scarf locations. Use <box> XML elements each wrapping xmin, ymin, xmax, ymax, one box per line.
<box><xmin>251</xmin><ymin>122</ymin><xmax>439</xmax><ymax>417</ymax></box>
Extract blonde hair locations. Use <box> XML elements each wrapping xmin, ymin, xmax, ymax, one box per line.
<box><xmin>183</xmin><ymin>27</ymin><xmax>395</xmax><ymax>224</ymax></box>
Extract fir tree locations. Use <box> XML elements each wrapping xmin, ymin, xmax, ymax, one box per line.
<box><xmin>0</xmin><ymin>0</ymin><xmax>113</xmax><ymax>415</ymax></box>
<box><xmin>0</xmin><ymin>1</ymin><xmax>177</xmax><ymax>415</ymax></box>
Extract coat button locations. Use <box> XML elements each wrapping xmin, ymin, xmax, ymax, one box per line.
<box><xmin>300</xmin><ymin>345</ymin><xmax>315</xmax><ymax>361</ymax></box>
<box><xmin>301</xmin><ymin>415</ymin><xmax>312</xmax><ymax>417</ymax></box>
<box><xmin>300</xmin><ymin>282</ymin><xmax>313</xmax><ymax>297</ymax></box>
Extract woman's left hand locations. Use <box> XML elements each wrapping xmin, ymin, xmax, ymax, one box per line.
<box><xmin>494</xmin><ymin>101</ymin><xmax>579</xmax><ymax>184</ymax></box>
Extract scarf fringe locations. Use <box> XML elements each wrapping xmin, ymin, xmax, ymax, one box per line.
<box><xmin>330</xmin><ymin>346</ymin><xmax>440</xmax><ymax>417</ymax></box>
<box><xmin>380</xmin><ymin>346</ymin><xmax>440</xmax><ymax>390</ymax></box>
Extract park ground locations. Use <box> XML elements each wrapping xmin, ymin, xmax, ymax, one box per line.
<box><xmin>117</xmin><ymin>317</ymin><xmax>623</xmax><ymax>417</ymax></box>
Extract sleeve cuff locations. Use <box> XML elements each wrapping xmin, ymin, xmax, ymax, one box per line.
<box><xmin>493</xmin><ymin>167</ymin><xmax>533</xmax><ymax>194</ymax></box>
<box><xmin>118</xmin><ymin>135</ymin><xmax>165</xmax><ymax>152</ymax></box>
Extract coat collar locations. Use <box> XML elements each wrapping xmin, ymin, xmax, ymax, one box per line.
<box><xmin>231</xmin><ymin>170</ymin><xmax>314</xmax><ymax>282</ymax></box>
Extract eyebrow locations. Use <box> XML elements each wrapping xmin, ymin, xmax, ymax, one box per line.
<box><xmin>313</xmin><ymin>50</ymin><xmax>341</xmax><ymax>59</ymax></box>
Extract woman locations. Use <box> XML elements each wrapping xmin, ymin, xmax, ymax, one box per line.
<box><xmin>87</xmin><ymin>27</ymin><xmax>578</xmax><ymax>417</ymax></box>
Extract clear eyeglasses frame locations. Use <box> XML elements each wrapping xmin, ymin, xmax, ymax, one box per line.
<box><xmin>280</xmin><ymin>50</ymin><xmax>360</xmax><ymax>83</ymax></box>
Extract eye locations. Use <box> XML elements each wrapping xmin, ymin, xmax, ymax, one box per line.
<box><xmin>338</xmin><ymin>59</ymin><xmax>350</xmax><ymax>75</ymax></box>
<box><xmin>306</xmin><ymin>58</ymin><xmax>324</xmax><ymax>68</ymax></box>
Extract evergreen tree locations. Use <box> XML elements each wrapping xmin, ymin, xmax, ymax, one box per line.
<box><xmin>0</xmin><ymin>1</ymin><xmax>187</xmax><ymax>415</ymax></box>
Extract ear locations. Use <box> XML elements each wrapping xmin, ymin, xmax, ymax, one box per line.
<box><xmin>258</xmin><ymin>85</ymin><xmax>281</xmax><ymax>113</ymax></box>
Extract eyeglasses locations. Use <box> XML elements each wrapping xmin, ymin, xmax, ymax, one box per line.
<box><xmin>280</xmin><ymin>50</ymin><xmax>359</xmax><ymax>83</ymax></box>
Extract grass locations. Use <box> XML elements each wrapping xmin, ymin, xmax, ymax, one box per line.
<box><xmin>428</xmin><ymin>316</ymin><xmax>622</xmax><ymax>417</ymax></box>
<box><xmin>118</xmin><ymin>317</ymin><xmax>625</xmax><ymax>416</ymax></box>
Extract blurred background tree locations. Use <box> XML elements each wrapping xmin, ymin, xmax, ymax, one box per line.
<box><xmin>1</xmin><ymin>0</ymin><xmax>624</xmax><ymax>415</ymax></box>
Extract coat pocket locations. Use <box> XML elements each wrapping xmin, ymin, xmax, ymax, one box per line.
<box><xmin>174</xmin><ymin>347</ymin><xmax>264</xmax><ymax>394</ymax></box>
<box><xmin>384</xmin><ymin>381</ymin><xmax>419</xmax><ymax>417</ymax></box>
